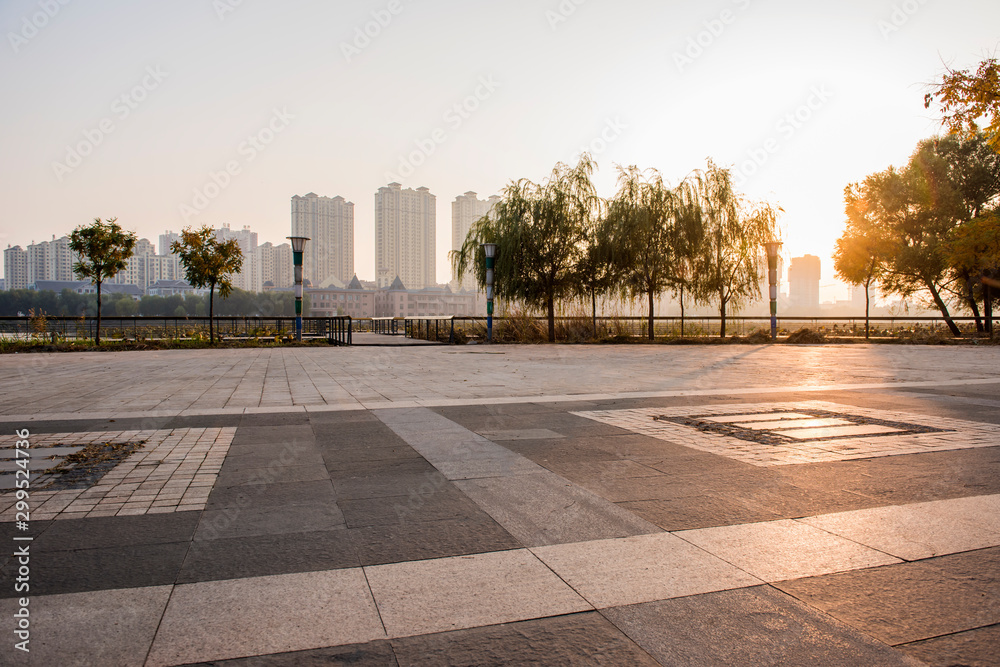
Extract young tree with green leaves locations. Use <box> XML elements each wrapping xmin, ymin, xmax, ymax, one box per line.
<box><xmin>69</xmin><ymin>217</ymin><xmax>137</xmax><ymax>345</ymax></box>
<box><xmin>834</xmin><ymin>205</ymin><xmax>887</xmax><ymax>339</ymax></box>
<box><xmin>452</xmin><ymin>155</ymin><xmax>600</xmax><ymax>342</ymax></box>
<box><xmin>690</xmin><ymin>161</ymin><xmax>781</xmax><ymax>338</ymax></box>
<box><xmin>171</xmin><ymin>226</ymin><xmax>244</xmax><ymax>344</ymax></box>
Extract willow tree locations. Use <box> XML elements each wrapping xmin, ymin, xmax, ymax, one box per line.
<box><xmin>605</xmin><ymin>166</ymin><xmax>702</xmax><ymax>340</ymax></box>
<box><xmin>171</xmin><ymin>226</ymin><xmax>244</xmax><ymax>344</ymax></box>
<box><xmin>571</xmin><ymin>211</ymin><xmax>616</xmax><ymax>338</ymax></box>
<box><xmin>452</xmin><ymin>155</ymin><xmax>600</xmax><ymax>342</ymax></box>
<box><xmin>69</xmin><ymin>217</ymin><xmax>137</xmax><ymax>345</ymax></box>
<box><xmin>690</xmin><ymin>161</ymin><xmax>781</xmax><ymax>338</ymax></box>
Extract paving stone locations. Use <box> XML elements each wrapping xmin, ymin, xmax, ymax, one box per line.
<box><xmin>231</xmin><ymin>424</ymin><xmax>315</xmax><ymax>446</ymax></box>
<box><xmin>4</xmin><ymin>542</ymin><xmax>189</xmax><ymax>597</ymax></box>
<box><xmin>677</xmin><ymin>519</ymin><xmax>901</xmax><ymax>582</ymax></box>
<box><xmin>0</xmin><ymin>585</ymin><xmax>172</xmax><ymax>666</ymax></box>
<box><xmin>178</xmin><ymin>640</ymin><xmax>400</xmax><ymax>666</ymax></box>
<box><xmin>475</xmin><ymin>428</ymin><xmax>566</xmax><ymax>440</ymax></box>
<box><xmin>775</xmin><ymin>547</ymin><xmax>1000</xmax><ymax>645</ymax></box>
<box><xmin>215</xmin><ymin>464</ymin><xmax>331</xmax><ymax>487</ymax></box>
<box><xmin>618</xmin><ymin>496</ymin><xmax>788</xmax><ymax>531</ymax></box>
<box><xmin>602</xmin><ymin>585</ymin><xmax>922</xmax><ymax>666</ymax></box>
<box><xmin>801</xmin><ymin>494</ymin><xmax>1000</xmax><ymax>560</ymax></box>
<box><xmin>365</xmin><ymin>549</ymin><xmax>590</xmax><ymax>637</ymax></box>
<box><xmin>205</xmin><ymin>479</ymin><xmax>338</xmax><ymax>511</ymax></box>
<box><xmin>896</xmin><ymin>624</ymin><xmax>1000</xmax><ymax>667</ymax></box>
<box><xmin>390</xmin><ymin>611</ymin><xmax>661</xmax><ymax>666</ymax></box>
<box><xmin>195</xmin><ymin>503</ymin><xmax>346</xmax><ymax>541</ymax></box>
<box><xmin>332</xmin><ymin>470</ymin><xmax>450</xmax><ymax>500</ymax></box>
<box><xmin>146</xmin><ymin>568</ymin><xmax>385</xmax><ymax>667</ymax></box>
<box><xmin>339</xmin><ymin>486</ymin><xmax>485</xmax><ymax>528</ymax></box>
<box><xmin>178</xmin><ymin>529</ymin><xmax>358</xmax><ymax>584</ymax></box>
<box><xmin>454</xmin><ymin>471</ymin><xmax>661</xmax><ymax>546</ymax></box>
<box><xmin>350</xmin><ymin>516</ymin><xmax>521</xmax><ymax>567</ymax></box>
<box><xmin>532</xmin><ymin>532</ymin><xmax>762</xmax><ymax>608</ymax></box>
<box><xmin>31</xmin><ymin>510</ymin><xmax>200</xmax><ymax>552</ymax></box>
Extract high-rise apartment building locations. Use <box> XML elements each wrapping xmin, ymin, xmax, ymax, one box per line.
<box><xmin>3</xmin><ymin>245</ymin><xmax>28</xmax><ymax>290</ymax></box>
<box><xmin>452</xmin><ymin>191</ymin><xmax>500</xmax><ymax>291</ymax></box>
<box><xmin>256</xmin><ymin>242</ymin><xmax>293</xmax><ymax>290</ymax></box>
<box><xmin>788</xmin><ymin>254</ymin><xmax>821</xmax><ymax>309</ymax></box>
<box><xmin>110</xmin><ymin>238</ymin><xmax>184</xmax><ymax>290</ymax></box>
<box><xmin>159</xmin><ymin>231</ymin><xmax>182</xmax><ymax>256</ymax></box>
<box><xmin>25</xmin><ymin>235</ymin><xmax>77</xmax><ymax>284</ymax></box>
<box><xmin>291</xmin><ymin>193</ymin><xmax>354</xmax><ymax>288</ymax></box>
<box><xmin>214</xmin><ymin>224</ymin><xmax>258</xmax><ymax>292</ymax></box>
<box><xmin>375</xmin><ymin>183</ymin><xmax>435</xmax><ymax>289</ymax></box>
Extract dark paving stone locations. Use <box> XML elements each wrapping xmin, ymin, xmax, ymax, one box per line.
<box><xmin>177</xmin><ymin>529</ymin><xmax>358</xmax><ymax>584</ymax></box>
<box><xmin>391</xmin><ymin>611</ymin><xmax>660</xmax><ymax>666</ymax></box>
<box><xmin>239</xmin><ymin>412</ymin><xmax>311</xmax><ymax>428</ymax></box>
<box><xmin>220</xmin><ymin>445</ymin><xmax>325</xmax><ymax>472</ymax></box>
<box><xmin>323</xmin><ymin>457</ymin><xmax>438</xmax><ymax>477</ymax></box>
<box><xmin>619</xmin><ymin>496</ymin><xmax>787</xmax><ymax>531</ymax></box>
<box><xmin>308</xmin><ymin>409</ymin><xmax>381</xmax><ymax>425</ymax></box>
<box><xmin>31</xmin><ymin>511</ymin><xmax>200</xmax><ymax>552</ymax></box>
<box><xmin>176</xmin><ymin>640</ymin><xmax>398</xmax><ymax>666</ymax></box>
<box><xmin>215</xmin><ymin>464</ymin><xmax>331</xmax><ymax>488</ymax></box>
<box><xmin>0</xmin><ymin>417</ymin><xmax>172</xmax><ymax>434</ymax></box>
<box><xmin>0</xmin><ymin>519</ymin><xmax>53</xmax><ymax>543</ymax></box>
<box><xmin>896</xmin><ymin>623</ymin><xmax>1000</xmax><ymax>667</ymax></box>
<box><xmin>603</xmin><ymin>585</ymin><xmax>919</xmax><ymax>667</ymax></box>
<box><xmin>775</xmin><ymin>547</ymin><xmax>1000</xmax><ymax>645</ymax></box>
<box><xmin>205</xmin><ymin>479</ymin><xmax>337</xmax><ymax>511</ymax></box>
<box><xmin>320</xmin><ymin>445</ymin><xmax>424</xmax><ymax>464</ymax></box>
<box><xmin>339</xmin><ymin>486</ymin><xmax>484</xmax><ymax>528</ymax></box>
<box><xmin>350</xmin><ymin>516</ymin><xmax>521</xmax><ymax>567</ymax></box>
<box><xmin>0</xmin><ymin>541</ymin><xmax>189</xmax><ymax>597</ymax></box>
<box><xmin>163</xmin><ymin>414</ymin><xmax>244</xmax><ymax>429</ymax></box>
<box><xmin>195</xmin><ymin>503</ymin><xmax>346</xmax><ymax>541</ymax></box>
<box><xmin>332</xmin><ymin>471</ymin><xmax>450</xmax><ymax>500</ymax></box>
<box><xmin>780</xmin><ymin>448</ymin><xmax>1000</xmax><ymax>504</ymax></box>
<box><xmin>315</xmin><ymin>428</ymin><xmax>410</xmax><ymax>451</ymax></box>
<box><xmin>231</xmin><ymin>424</ymin><xmax>315</xmax><ymax>446</ymax></box>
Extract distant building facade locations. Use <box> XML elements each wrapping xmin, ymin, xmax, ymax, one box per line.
<box><xmin>291</xmin><ymin>193</ymin><xmax>355</xmax><ymax>289</ymax></box>
<box><xmin>256</xmin><ymin>242</ymin><xmax>293</xmax><ymax>290</ymax></box>
<box><xmin>375</xmin><ymin>183</ymin><xmax>435</xmax><ymax>290</ymax></box>
<box><xmin>788</xmin><ymin>255</ymin><xmax>821</xmax><ymax>309</ymax></box>
<box><xmin>3</xmin><ymin>245</ymin><xmax>28</xmax><ymax>290</ymax></box>
<box><xmin>306</xmin><ymin>276</ymin><xmax>478</xmax><ymax>318</ymax></box>
<box><xmin>451</xmin><ymin>191</ymin><xmax>500</xmax><ymax>291</ymax></box>
<box><xmin>25</xmin><ymin>235</ymin><xmax>77</xmax><ymax>284</ymax></box>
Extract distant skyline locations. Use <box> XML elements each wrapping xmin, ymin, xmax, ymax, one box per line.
<box><xmin>1</xmin><ymin>0</ymin><xmax>998</xmax><ymax>302</ymax></box>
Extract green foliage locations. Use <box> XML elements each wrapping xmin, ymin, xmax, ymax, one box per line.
<box><xmin>69</xmin><ymin>217</ymin><xmax>137</xmax><ymax>344</ymax></box>
<box><xmin>926</xmin><ymin>57</ymin><xmax>1000</xmax><ymax>151</ymax></box>
<box><xmin>171</xmin><ymin>226</ymin><xmax>244</xmax><ymax>343</ymax></box>
<box><xmin>452</xmin><ymin>154</ymin><xmax>601</xmax><ymax>341</ymax></box>
<box><xmin>689</xmin><ymin>160</ymin><xmax>781</xmax><ymax>337</ymax></box>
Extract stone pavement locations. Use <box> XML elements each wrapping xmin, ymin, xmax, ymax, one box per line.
<box><xmin>0</xmin><ymin>344</ymin><xmax>998</xmax><ymax>665</ymax></box>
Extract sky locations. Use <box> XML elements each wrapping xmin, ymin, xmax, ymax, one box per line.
<box><xmin>1</xmin><ymin>0</ymin><xmax>998</xmax><ymax>301</ymax></box>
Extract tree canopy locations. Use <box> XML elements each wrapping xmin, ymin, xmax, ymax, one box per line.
<box><xmin>69</xmin><ymin>217</ymin><xmax>137</xmax><ymax>345</ymax></box>
<box><xmin>171</xmin><ymin>226</ymin><xmax>244</xmax><ymax>344</ymax></box>
<box><xmin>926</xmin><ymin>57</ymin><xmax>1000</xmax><ymax>150</ymax></box>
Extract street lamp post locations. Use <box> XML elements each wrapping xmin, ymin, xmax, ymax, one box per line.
<box><xmin>764</xmin><ymin>240</ymin><xmax>783</xmax><ymax>341</ymax></box>
<box><xmin>288</xmin><ymin>236</ymin><xmax>310</xmax><ymax>342</ymax></box>
<box><xmin>482</xmin><ymin>243</ymin><xmax>497</xmax><ymax>344</ymax></box>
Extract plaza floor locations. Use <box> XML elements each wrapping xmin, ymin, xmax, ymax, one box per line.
<box><xmin>1</xmin><ymin>344</ymin><xmax>999</xmax><ymax>665</ymax></box>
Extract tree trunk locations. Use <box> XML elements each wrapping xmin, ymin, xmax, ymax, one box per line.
<box><xmin>591</xmin><ymin>287</ymin><xmax>597</xmax><ymax>340</ymax></box>
<box><xmin>547</xmin><ymin>296</ymin><xmax>555</xmax><ymax>343</ymax></box>
<box><xmin>967</xmin><ymin>276</ymin><xmax>984</xmax><ymax>332</ymax></box>
<box><xmin>209</xmin><ymin>282</ymin><xmax>216</xmax><ymax>345</ymax></box>
<box><xmin>679</xmin><ymin>285</ymin><xmax>685</xmax><ymax>338</ymax></box>
<box><xmin>925</xmin><ymin>280</ymin><xmax>961</xmax><ymax>337</ymax></box>
<box><xmin>984</xmin><ymin>273</ymin><xmax>993</xmax><ymax>337</ymax></box>
<box><xmin>647</xmin><ymin>291</ymin><xmax>654</xmax><ymax>341</ymax></box>
<box><xmin>719</xmin><ymin>293</ymin><xmax>727</xmax><ymax>338</ymax></box>
<box><xmin>95</xmin><ymin>280</ymin><xmax>102</xmax><ymax>346</ymax></box>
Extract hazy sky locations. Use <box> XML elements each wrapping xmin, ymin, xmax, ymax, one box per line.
<box><xmin>2</xmin><ymin>0</ymin><xmax>997</xmax><ymax>299</ymax></box>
